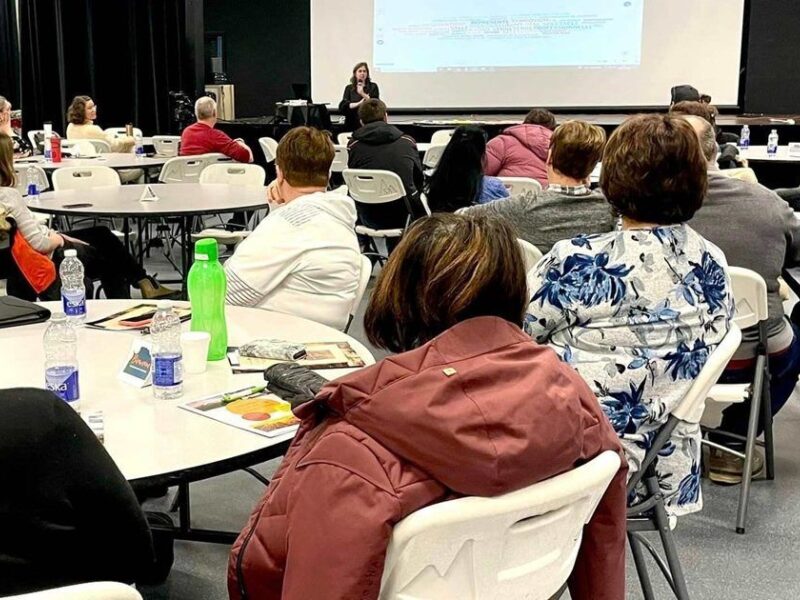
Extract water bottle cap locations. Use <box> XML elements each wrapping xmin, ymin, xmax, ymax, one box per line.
<box><xmin>157</xmin><ymin>300</ymin><xmax>172</xmax><ymax>310</ymax></box>
<box><xmin>50</xmin><ymin>312</ymin><xmax>66</xmax><ymax>322</ymax></box>
<box><xmin>194</xmin><ymin>238</ymin><xmax>219</xmax><ymax>262</ymax></box>
<box><xmin>63</xmin><ymin>249</ymin><xmax>77</xmax><ymax>257</ymax></box>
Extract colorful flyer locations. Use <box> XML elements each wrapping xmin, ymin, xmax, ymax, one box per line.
<box><xmin>227</xmin><ymin>341</ymin><xmax>366</xmax><ymax>373</ymax></box>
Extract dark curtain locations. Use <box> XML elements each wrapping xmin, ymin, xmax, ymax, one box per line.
<box><xmin>20</xmin><ymin>0</ymin><xmax>187</xmax><ymax>136</ymax></box>
<box><xmin>0</xmin><ymin>0</ymin><xmax>20</xmax><ymax>105</ymax></box>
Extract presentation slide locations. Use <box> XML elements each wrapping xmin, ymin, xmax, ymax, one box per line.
<box><xmin>374</xmin><ymin>1</ymin><xmax>644</xmax><ymax>72</ymax></box>
<box><xmin>311</xmin><ymin>0</ymin><xmax>746</xmax><ymax>109</ymax></box>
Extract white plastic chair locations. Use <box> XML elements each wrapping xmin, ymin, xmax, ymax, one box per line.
<box><xmin>87</xmin><ymin>139</ymin><xmax>111</xmax><ymax>154</ymax></box>
<box><xmin>199</xmin><ymin>163</ymin><xmax>265</xmax><ymax>186</ymax></box>
<box><xmin>1</xmin><ymin>581</ymin><xmax>143</xmax><ymax>600</ymax></box>
<box><xmin>430</xmin><ymin>129</ymin><xmax>456</xmax><ymax>145</ymax></box>
<box><xmin>158</xmin><ymin>155</ymin><xmax>209</xmax><ymax>183</ymax></box>
<box><xmin>152</xmin><ymin>135</ymin><xmax>180</xmax><ymax>157</ymax></box>
<box><xmin>344</xmin><ymin>254</ymin><xmax>372</xmax><ymax>334</ymax></box>
<box><xmin>337</xmin><ymin>132</ymin><xmax>353</xmax><ymax>146</ymax></box>
<box><xmin>27</xmin><ymin>129</ymin><xmax>60</xmax><ymax>154</ymax></box>
<box><xmin>422</xmin><ymin>145</ymin><xmax>447</xmax><ymax>170</ymax></box>
<box><xmin>517</xmin><ymin>238</ymin><xmax>543</xmax><ymax>272</ymax></box>
<box><xmin>52</xmin><ymin>166</ymin><xmax>121</xmax><ymax>190</ymax></box>
<box><xmin>379</xmin><ymin>450</ymin><xmax>621</xmax><ymax>600</ymax></box>
<box><xmin>628</xmin><ymin>324</ymin><xmax>742</xmax><ymax>600</ymax></box>
<box><xmin>203</xmin><ymin>152</ymin><xmax>232</xmax><ymax>164</ymax></box>
<box><xmin>702</xmin><ymin>267</ymin><xmax>773</xmax><ymax>534</ymax></box>
<box><xmin>13</xmin><ymin>164</ymin><xmax>50</xmax><ymax>196</ymax></box>
<box><xmin>258</xmin><ymin>137</ymin><xmax>279</xmax><ymax>164</ymax></box>
<box><xmin>60</xmin><ymin>139</ymin><xmax>98</xmax><ymax>158</ymax></box>
<box><xmin>498</xmin><ymin>177</ymin><xmax>543</xmax><ymax>197</ymax></box>
<box><xmin>331</xmin><ymin>145</ymin><xmax>349</xmax><ymax>173</ymax></box>
<box><xmin>105</xmin><ymin>126</ymin><xmax>143</xmax><ymax>138</ymax></box>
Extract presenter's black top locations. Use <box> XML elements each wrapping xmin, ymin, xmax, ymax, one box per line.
<box><xmin>338</xmin><ymin>81</ymin><xmax>380</xmax><ymax>131</ymax></box>
<box><xmin>0</xmin><ymin>388</ymin><xmax>156</xmax><ymax>594</ymax></box>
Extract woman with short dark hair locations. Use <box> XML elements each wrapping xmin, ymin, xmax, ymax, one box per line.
<box><xmin>338</xmin><ymin>62</ymin><xmax>380</xmax><ymax>131</ymax></box>
<box><xmin>425</xmin><ymin>125</ymin><xmax>509</xmax><ymax>212</ymax></box>
<box><xmin>525</xmin><ymin>114</ymin><xmax>734</xmax><ymax>516</ymax></box>
<box><xmin>228</xmin><ymin>213</ymin><xmax>628</xmax><ymax>600</ymax></box>
<box><xmin>484</xmin><ymin>107</ymin><xmax>556</xmax><ymax>186</ymax></box>
<box><xmin>65</xmin><ymin>95</ymin><xmax>135</xmax><ymax>154</ymax></box>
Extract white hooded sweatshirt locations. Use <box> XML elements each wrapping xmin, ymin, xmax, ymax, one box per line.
<box><xmin>224</xmin><ymin>190</ymin><xmax>361</xmax><ymax>330</ymax></box>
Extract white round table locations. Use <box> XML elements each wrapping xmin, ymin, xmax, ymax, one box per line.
<box><xmin>0</xmin><ymin>300</ymin><xmax>373</xmax><ymax>485</ymax></box>
<box><xmin>28</xmin><ymin>184</ymin><xmax>268</xmax><ymax>290</ymax></box>
<box><xmin>738</xmin><ymin>145</ymin><xmax>800</xmax><ymax>163</ymax></box>
<box><xmin>14</xmin><ymin>153</ymin><xmax>170</xmax><ymax>171</ymax></box>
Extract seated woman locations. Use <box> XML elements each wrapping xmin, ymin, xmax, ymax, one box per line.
<box><xmin>0</xmin><ymin>96</ymin><xmax>32</xmax><ymax>158</ymax></box>
<box><xmin>0</xmin><ymin>388</ymin><xmax>156</xmax><ymax>594</ymax></box>
<box><xmin>525</xmin><ymin>114</ymin><xmax>733</xmax><ymax>516</ymax></box>
<box><xmin>228</xmin><ymin>213</ymin><xmax>628</xmax><ymax>600</ymax></box>
<box><xmin>425</xmin><ymin>125</ymin><xmax>509</xmax><ymax>212</ymax></box>
<box><xmin>484</xmin><ymin>107</ymin><xmax>556</xmax><ymax>186</ymax></box>
<box><xmin>0</xmin><ymin>134</ymin><xmax>174</xmax><ymax>299</ymax></box>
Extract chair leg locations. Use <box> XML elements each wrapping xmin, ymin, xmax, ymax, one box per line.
<box><xmin>644</xmin><ymin>475</ymin><xmax>690</xmax><ymax>600</ymax></box>
<box><xmin>760</xmin><ymin>359</ymin><xmax>775</xmax><ymax>481</ymax></box>
<box><xmin>736</xmin><ymin>356</ymin><xmax>765</xmax><ymax>534</ymax></box>
<box><xmin>628</xmin><ymin>532</ymin><xmax>657</xmax><ymax>600</ymax></box>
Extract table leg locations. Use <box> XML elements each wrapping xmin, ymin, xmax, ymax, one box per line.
<box><xmin>123</xmin><ymin>217</ymin><xmax>130</xmax><ymax>252</ymax></box>
<box><xmin>173</xmin><ymin>481</ymin><xmax>238</xmax><ymax>544</ymax></box>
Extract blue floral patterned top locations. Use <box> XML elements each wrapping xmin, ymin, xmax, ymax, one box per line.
<box><xmin>524</xmin><ymin>224</ymin><xmax>733</xmax><ymax>515</ymax></box>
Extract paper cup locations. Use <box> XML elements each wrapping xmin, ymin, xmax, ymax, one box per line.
<box><xmin>181</xmin><ymin>331</ymin><xmax>211</xmax><ymax>374</ymax></box>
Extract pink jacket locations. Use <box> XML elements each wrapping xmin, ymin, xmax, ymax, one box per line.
<box><xmin>228</xmin><ymin>317</ymin><xmax>628</xmax><ymax>600</ymax></box>
<box><xmin>485</xmin><ymin>123</ymin><xmax>552</xmax><ymax>186</ymax></box>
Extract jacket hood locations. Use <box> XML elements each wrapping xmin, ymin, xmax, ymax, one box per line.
<box><xmin>277</xmin><ymin>190</ymin><xmax>357</xmax><ymax>228</ymax></box>
<box><xmin>297</xmin><ymin>316</ymin><xmax>601</xmax><ymax>497</ymax></box>
<box><xmin>351</xmin><ymin>121</ymin><xmax>405</xmax><ymax>146</ymax></box>
<box><xmin>503</xmin><ymin>124</ymin><xmax>552</xmax><ymax>161</ymax></box>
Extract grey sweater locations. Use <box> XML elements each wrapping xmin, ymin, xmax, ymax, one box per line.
<box><xmin>689</xmin><ymin>171</ymin><xmax>800</xmax><ymax>356</ymax></box>
<box><xmin>461</xmin><ymin>187</ymin><xmax>616</xmax><ymax>252</ymax></box>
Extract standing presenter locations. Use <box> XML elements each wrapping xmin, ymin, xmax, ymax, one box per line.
<box><xmin>338</xmin><ymin>62</ymin><xmax>380</xmax><ymax>131</ymax></box>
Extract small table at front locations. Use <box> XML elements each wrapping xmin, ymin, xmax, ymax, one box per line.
<box><xmin>0</xmin><ymin>300</ymin><xmax>375</xmax><ymax>543</ymax></box>
<box><xmin>27</xmin><ymin>183</ymin><xmax>268</xmax><ymax>291</ymax></box>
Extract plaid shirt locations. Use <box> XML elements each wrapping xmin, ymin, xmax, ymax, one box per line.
<box><xmin>547</xmin><ymin>183</ymin><xmax>591</xmax><ymax>196</ymax></box>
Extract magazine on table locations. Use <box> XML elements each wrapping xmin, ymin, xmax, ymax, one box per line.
<box><xmin>180</xmin><ymin>385</ymin><xmax>300</xmax><ymax>438</ymax></box>
<box><xmin>227</xmin><ymin>341</ymin><xmax>366</xmax><ymax>373</ymax></box>
<box><xmin>86</xmin><ymin>303</ymin><xmax>191</xmax><ymax>333</ymax></box>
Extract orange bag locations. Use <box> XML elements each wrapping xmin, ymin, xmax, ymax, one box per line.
<box><xmin>11</xmin><ymin>231</ymin><xmax>57</xmax><ymax>294</ymax></box>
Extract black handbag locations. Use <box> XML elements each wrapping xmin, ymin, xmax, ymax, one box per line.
<box><xmin>0</xmin><ymin>295</ymin><xmax>51</xmax><ymax>329</ymax></box>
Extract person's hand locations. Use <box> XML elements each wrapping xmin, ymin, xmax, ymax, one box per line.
<box><xmin>266</xmin><ymin>180</ymin><xmax>284</xmax><ymax>204</ymax></box>
<box><xmin>60</xmin><ymin>234</ymin><xmax>89</xmax><ymax>246</ymax></box>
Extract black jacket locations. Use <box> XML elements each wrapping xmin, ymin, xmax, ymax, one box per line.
<box><xmin>0</xmin><ymin>389</ymin><xmax>155</xmax><ymax>594</ymax></box>
<box><xmin>347</xmin><ymin>121</ymin><xmax>425</xmax><ymax>230</ymax></box>
<box><xmin>338</xmin><ymin>81</ymin><xmax>380</xmax><ymax>131</ymax></box>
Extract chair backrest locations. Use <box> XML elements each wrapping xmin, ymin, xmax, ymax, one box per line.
<box><xmin>13</xmin><ymin>164</ymin><xmax>50</xmax><ymax>196</ymax></box>
<box><xmin>60</xmin><ymin>139</ymin><xmax>98</xmax><ymax>157</ymax></box>
<box><xmin>337</xmin><ymin>132</ymin><xmax>353</xmax><ymax>146</ymax></box>
<box><xmin>379</xmin><ymin>450</ymin><xmax>621</xmax><ymax>600</ymax></box>
<box><xmin>199</xmin><ymin>163</ymin><xmax>266</xmax><ymax>186</ymax></box>
<box><xmin>2</xmin><ymin>581</ymin><xmax>143</xmax><ymax>600</ymax></box>
<box><xmin>430</xmin><ymin>129</ymin><xmax>456</xmax><ymax>145</ymax></box>
<box><xmin>152</xmin><ymin>135</ymin><xmax>181</xmax><ymax>157</ymax></box>
<box><xmin>87</xmin><ymin>139</ymin><xmax>111</xmax><ymax>154</ymax></box>
<box><xmin>158</xmin><ymin>155</ymin><xmax>210</xmax><ymax>183</ymax></box>
<box><xmin>258</xmin><ymin>137</ymin><xmax>279</xmax><ymax>163</ymax></box>
<box><xmin>422</xmin><ymin>144</ymin><xmax>447</xmax><ymax>169</ymax></box>
<box><xmin>331</xmin><ymin>145</ymin><xmax>349</xmax><ymax>173</ymax></box>
<box><xmin>52</xmin><ymin>166</ymin><xmax>121</xmax><ymax>191</ymax></box>
<box><xmin>728</xmin><ymin>266</ymin><xmax>769</xmax><ymax>330</ymax></box>
<box><xmin>342</xmin><ymin>169</ymin><xmax>406</xmax><ymax>205</ymax></box>
<box><xmin>348</xmin><ymin>255</ymin><xmax>372</xmax><ymax>327</ymax></box>
<box><xmin>517</xmin><ymin>238</ymin><xmax>543</xmax><ymax>272</ymax></box>
<box><xmin>27</xmin><ymin>129</ymin><xmax>60</xmax><ymax>154</ymax></box>
<box><xmin>498</xmin><ymin>176</ymin><xmax>542</xmax><ymax>196</ymax></box>
<box><xmin>419</xmin><ymin>192</ymin><xmax>432</xmax><ymax>216</ymax></box>
<box><xmin>105</xmin><ymin>126</ymin><xmax>143</xmax><ymax>138</ymax></box>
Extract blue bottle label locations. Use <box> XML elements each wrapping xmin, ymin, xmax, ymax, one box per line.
<box><xmin>27</xmin><ymin>183</ymin><xmax>38</xmax><ymax>196</ymax></box>
<box><xmin>153</xmin><ymin>355</ymin><xmax>183</xmax><ymax>387</ymax></box>
<box><xmin>46</xmin><ymin>366</ymin><xmax>80</xmax><ymax>404</ymax></box>
<box><xmin>62</xmin><ymin>289</ymin><xmax>86</xmax><ymax>316</ymax></box>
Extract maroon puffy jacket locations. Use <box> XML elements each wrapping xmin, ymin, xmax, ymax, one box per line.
<box><xmin>485</xmin><ymin>123</ymin><xmax>552</xmax><ymax>186</ymax></box>
<box><xmin>228</xmin><ymin>316</ymin><xmax>628</xmax><ymax>600</ymax></box>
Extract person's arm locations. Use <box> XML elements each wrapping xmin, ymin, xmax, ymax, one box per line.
<box><xmin>484</xmin><ymin>136</ymin><xmax>505</xmax><ymax>176</ymax></box>
<box><xmin>2</xmin><ymin>190</ymin><xmax>61</xmax><ymax>253</ymax></box>
<box><xmin>224</xmin><ymin>222</ymin><xmax>302</xmax><ymax>307</ymax></box>
<box><xmin>281</xmin><ymin>457</ymin><xmax>399</xmax><ymax>599</ymax></box>
<box><xmin>53</xmin><ymin>395</ymin><xmax>156</xmax><ymax>584</ymax></box>
<box><xmin>779</xmin><ymin>194</ymin><xmax>800</xmax><ymax>266</ymax></box>
<box><xmin>371</xmin><ymin>82</ymin><xmax>380</xmax><ymax>100</ymax></box>
<box><xmin>339</xmin><ymin>85</ymin><xmax>354</xmax><ymax>113</ymax></box>
<box><xmin>210</xmin><ymin>129</ymin><xmax>253</xmax><ymax>163</ymax></box>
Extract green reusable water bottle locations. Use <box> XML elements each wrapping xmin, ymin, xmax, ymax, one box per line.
<box><xmin>187</xmin><ymin>239</ymin><xmax>228</xmax><ymax>360</ymax></box>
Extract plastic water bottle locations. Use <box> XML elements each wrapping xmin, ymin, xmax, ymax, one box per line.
<box><xmin>151</xmin><ymin>301</ymin><xmax>183</xmax><ymax>399</ymax></box>
<box><xmin>44</xmin><ymin>312</ymin><xmax>80</xmax><ymax>412</ymax></box>
<box><xmin>739</xmin><ymin>125</ymin><xmax>750</xmax><ymax>149</ymax></box>
<box><xmin>43</xmin><ymin>134</ymin><xmax>52</xmax><ymax>162</ymax></box>
<box><xmin>26</xmin><ymin>166</ymin><xmax>39</xmax><ymax>200</ymax></box>
<box><xmin>59</xmin><ymin>249</ymin><xmax>86</xmax><ymax>324</ymax></box>
<box><xmin>134</xmin><ymin>134</ymin><xmax>145</xmax><ymax>159</ymax></box>
<box><xmin>767</xmin><ymin>129</ymin><xmax>779</xmax><ymax>157</ymax></box>
<box><xmin>187</xmin><ymin>239</ymin><xmax>228</xmax><ymax>360</ymax></box>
